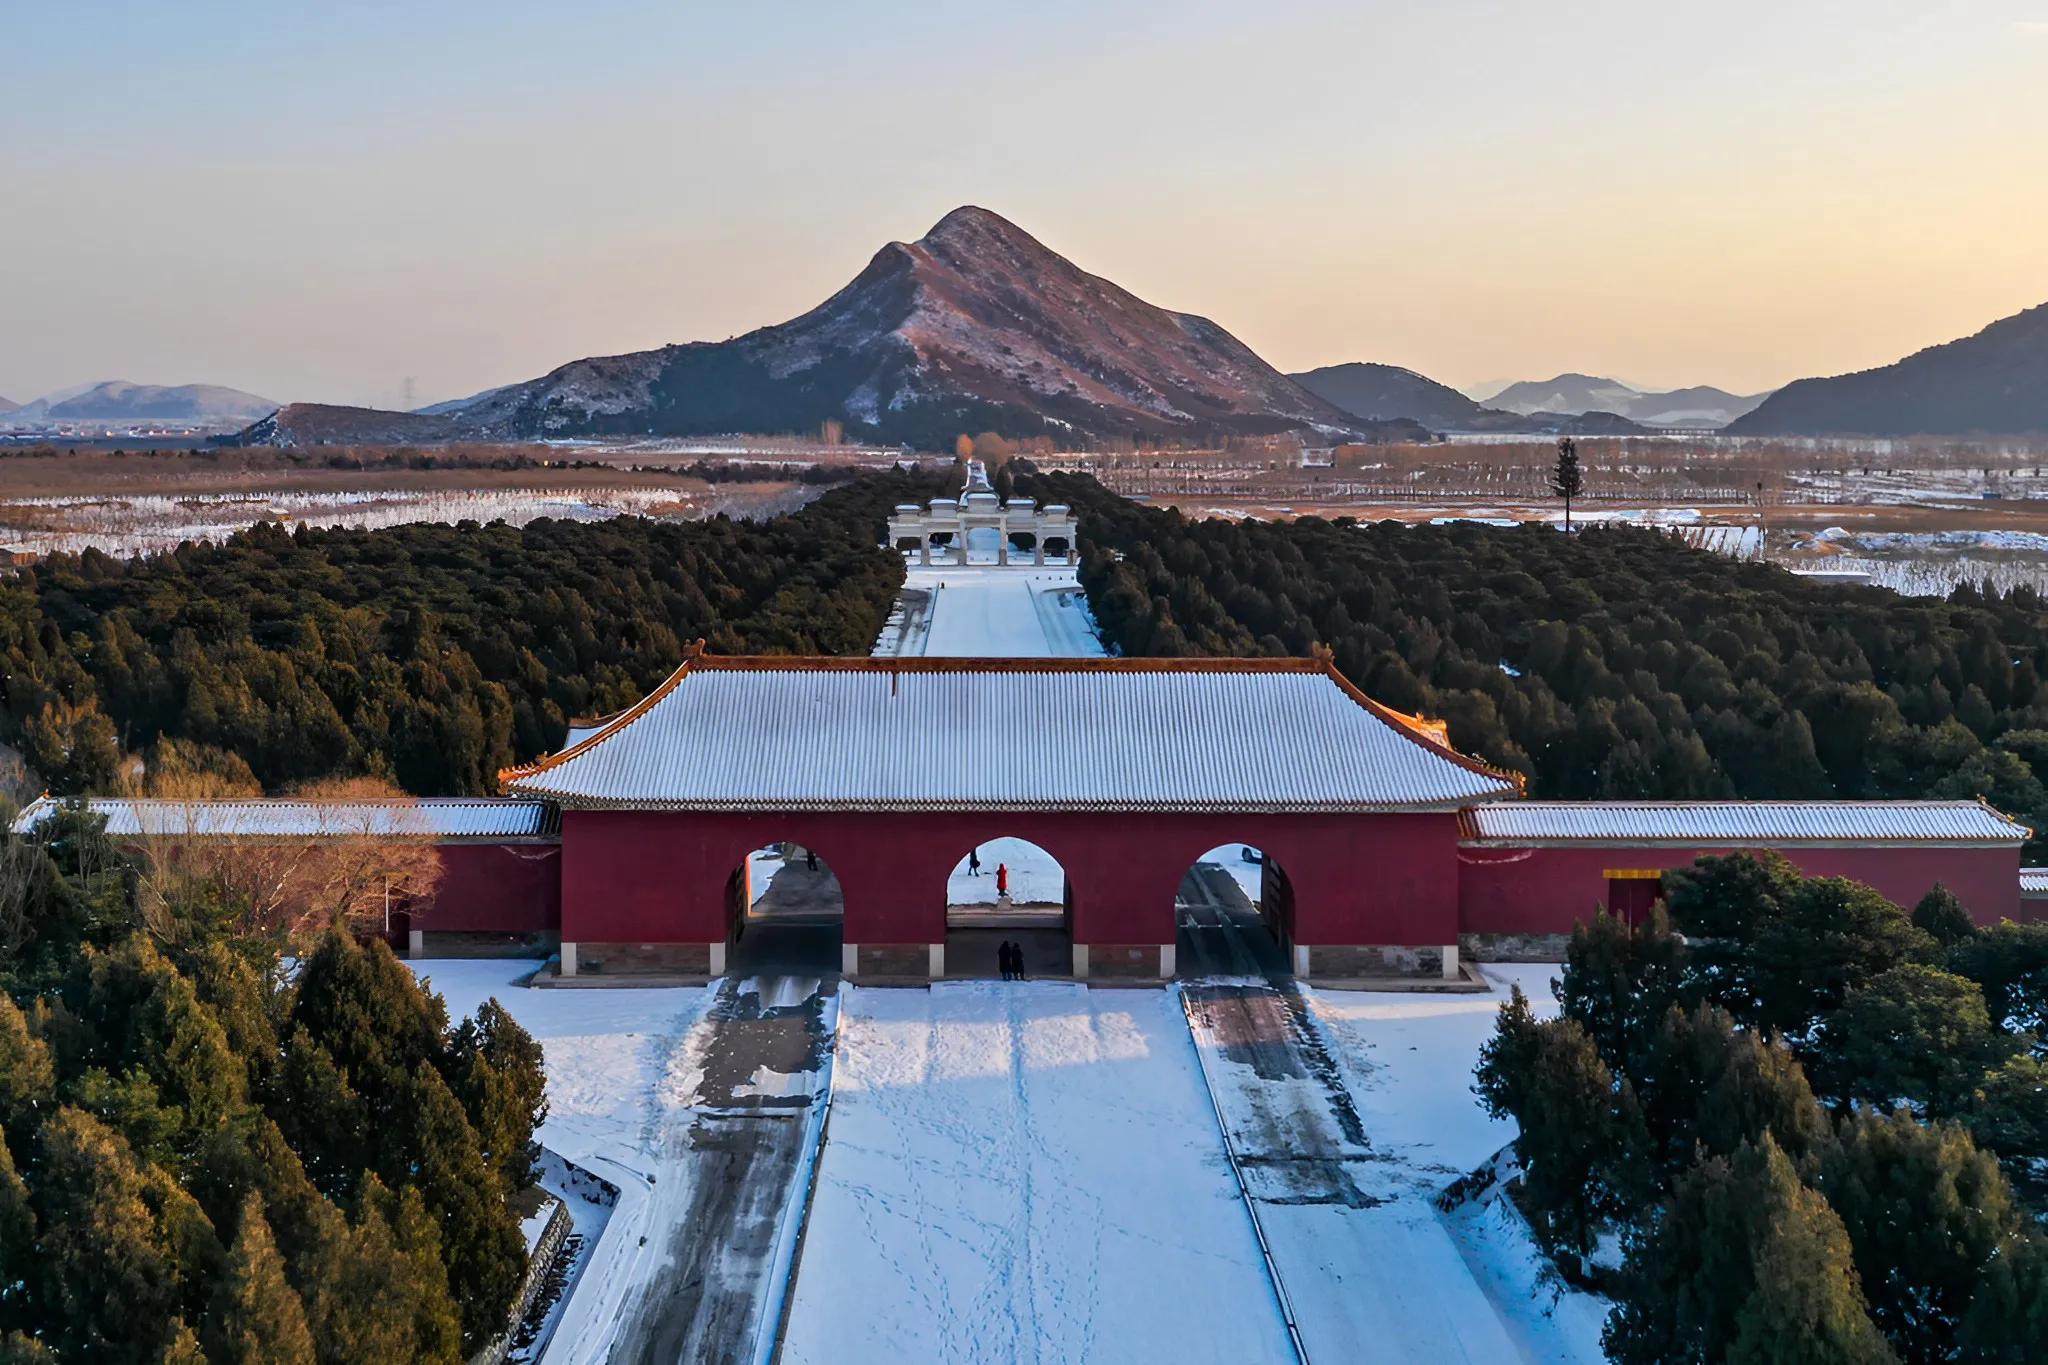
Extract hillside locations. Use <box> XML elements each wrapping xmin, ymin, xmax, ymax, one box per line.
<box><xmin>1295</xmin><ymin>362</ymin><xmax>1645</xmax><ymax>435</ymax></box>
<box><xmin>1728</xmin><ymin>301</ymin><xmax>2048</xmax><ymax>436</ymax></box>
<box><xmin>231</xmin><ymin>207</ymin><xmax>1383</xmax><ymax>449</ymax></box>
<box><xmin>1290</xmin><ymin>362</ymin><xmax>1485</xmax><ymax>429</ymax></box>
<box><xmin>225</xmin><ymin>403</ymin><xmax>470</xmax><ymax>448</ymax></box>
<box><xmin>1485</xmin><ymin>373</ymin><xmax>1766</xmax><ymax>428</ymax></box>
<box><xmin>9</xmin><ymin>380</ymin><xmax>276</xmax><ymax>425</ymax></box>
<box><xmin>0</xmin><ymin>395</ymin><xmax>18</xmax><ymax>413</ymax></box>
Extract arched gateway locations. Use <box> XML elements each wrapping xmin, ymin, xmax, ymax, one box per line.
<box><xmin>500</xmin><ymin>648</ymin><xmax>1524</xmax><ymax>980</ymax></box>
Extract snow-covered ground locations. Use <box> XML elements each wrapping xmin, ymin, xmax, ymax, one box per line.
<box><xmin>404</xmin><ymin>960</ymin><xmax>718</xmax><ymax>1362</ymax></box>
<box><xmin>946</xmin><ymin>835</ymin><xmax>1066</xmax><ymax>908</ymax></box>
<box><xmin>1307</xmin><ymin>966</ymin><xmax>1608</xmax><ymax>1361</ymax></box>
<box><xmin>1193</xmin><ymin>843</ymin><xmax>1266</xmax><ymax>907</ymax></box>
<box><xmin>781</xmin><ymin>982</ymin><xmax>1296</xmax><ymax>1364</ymax></box>
<box><xmin>876</xmin><ymin>564</ymin><xmax>1108</xmax><ymax>658</ymax></box>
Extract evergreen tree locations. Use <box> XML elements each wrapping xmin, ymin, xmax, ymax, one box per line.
<box><xmin>1558</xmin><ymin>906</ymin><xmax>1688</xmax><ymax>1071</ymax></box>
<box><xmin>1955</xmin><ymin>1233</ymin><xmax>2048</xmax><ymax>1364</ymax></box>
<box><xmin>1744</xmin><ymin>877</ymin><xmax>1935</xmax><ymax>1037</ymax></box>
<box><xmin>1634</xmin><ymin>1004</ymin><xmax>1830</xmax><ymax>1179</ymax></box>
<box><xmin>1605</xmin><ymin>1136</ymin><xmax>1890</xmax><ymax>1365</ymax></box>
<box><xmin>394</xmin><ymin>1064</ymin><xmax>523</xmax><ymax>1350</ymax></box>
<box><xmin>1815</xmin><ymin>965</ymin><xmax>2017</xmax><ymax>1114</ymax></box>
<box><xmin>449</xmin><ymin>999</ymin><xmax>548</xmax><ymax>1195</ymax></box>
<box><xmin>1945</xmin><ymin>921</ymin><xmax>2048</xmax><ymax>1034</ymax></box>
<box><xmin>1817</xmin><ymin>1110</ymin><xmax>2015</xmax><ymax>1363</ymax></box>
<box><xmin>1910</xmin><ymin>884</ymin><xmax>1977</xmax><ymax>947</ymax></box>
<box><xmin>0</xmin><ymin>998</ymin><xmax>54</xmax><ymax>1132</ymax></box>
<box><xmin>1473</xmin><ymin>983</ymin><xmax>1544</xmax><ymax>1121</ymax></box>
<box><xmin>1963</xmin><ymin>1054</ymin><xmax>2048</xmax><ymax>1166</ymax></box>
<box><xmin>205</xmin><ymin>1194</ymin><xmax>315</xmax><ymax>1365</ymax></box>
<box><xmin>0</xmin><ymin>1134</ymin><xmax>32</xmax><ymax>1338</ymax></box>
<box><xmin>1551</xmin><ymin>437</ymin><xmax>1584</xmax><ymax>533</ymax></box>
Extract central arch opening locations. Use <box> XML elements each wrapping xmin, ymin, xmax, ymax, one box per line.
<box><xmin>1175</xmin><ymin>843</ymin><xmax>1293</xmax><ymax>978</ymax></box>
<box><xmin>725</xmin><ymin>839</ymin><xmax>844</xmax><ymax>977</ymax></box>
<box><xmin>943</xmin><ymin>835</ymin><xmax>1071</xmax><ymax>978</ymax></box>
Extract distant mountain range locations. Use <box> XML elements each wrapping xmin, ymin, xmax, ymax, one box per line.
<box><xmin>1478</xmin><ymin>374</ymin><xmax>1769</xmax><ymax>428</ymax></box>
<box><xmin>2</xmin><ymin>381</ymin><xmax>276</xmax><ymax>427</ymax></box>
<box><xmin>231</xmin><ymin>207</ymin><xmax>1415</xmax><ymax>449</ymax></box>
<box><xmin>1290</xmin><ymin>361</ymin><xmax>1647</xmax><ymax>436</ymax></box>
<box><xmin>0</xmin><ymin>396</ymin><xmax>18</xmax><ymax>414</ymax></box>
<box><xmin>1726</xmin><ymin>302</ymin><xmax>2048</xmax><ymax>437</ymax></box>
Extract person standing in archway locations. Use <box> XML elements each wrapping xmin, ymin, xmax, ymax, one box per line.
<box><xmin>968</xmin><ymin>847</ymin><xmax>982</xmax><ymax>877</ymax></box>
<box><xmin>996</xmin><ymin>862</ymin><xmax>1009</xmax><ymax>899</ymax></box>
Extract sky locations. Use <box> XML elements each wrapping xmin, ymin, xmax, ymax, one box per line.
<box><xmin>3</xmin><ymin>1</ymin><xmax>2047</xmax><ymax>409</ymax></box>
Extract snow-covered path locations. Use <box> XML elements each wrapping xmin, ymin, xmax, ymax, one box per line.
<box><xmin>781</xmin><ymin>982</ymin><xmax>1296</xmax><ymax>1364</ymax></box>
<box><xmin>1183</xmin><ymin>968</ymin><xmax>1605</xmax><ymax>1364</ymax></box>
<box><xmin>874</xmin><ymin>566</ymin><xmax>1107</xmax><ymax>658</ymax></box>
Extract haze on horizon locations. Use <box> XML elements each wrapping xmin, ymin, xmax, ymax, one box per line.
<box><xmin>4</xmin><ymin>1</ymin><xmax>2046</xmax><ymax>413</ymax></box>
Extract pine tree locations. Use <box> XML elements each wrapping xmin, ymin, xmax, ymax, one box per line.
<box><xmin>1473</xmin><ymin>983</ymin><xmax>1544</xmax><ymax>1120</ymax></box>
<box><xmin>1551</xmin><ymin>437</ymin><xmax>1584</xmax><ymax>533</ymax></box>
<box><xmin>206</xmin><ymin>1195</ymin><xmax>315</xmax><ymax>1365</ymax></box>
<box><xmin>1816</xmin><ymin>1110</ymin><xmax>2016</xmax><ymax>1362</ymax></box>
<box><xmin>1635</xmin><ymin>1004</ymin><xmax>1829</xmax><ymax>1181</ymax></box>
<box><xmin>1955</xmin><ymin>1233</ymin><xmax>2048</xmax><ymax>1364</ymax></box>
<box><xmin>1910</xmin><ymin>884</ymin><xmax>1977</xmax><ymax>946</ymax></box>
<box><xmin>1815</xmin><ymin>965</ymin><xmax>2015</xmax><ymax>1114</ymax></box>
<box><xmin>1745</xmin><ymin>877</ymin><xmax>1935</xmax><ymax>1036</ymax></box>
<box><xmin>1559</xmin><ymin>906</ymin><xmax>1687</xmax><ymax>1072</ymax></box>
<box><xmin>0</xmin><ymin>997</ymin><xmax>54</xmax><ymax>1131</ymax></box>
<box><xmin>449</xmin><ymin>999</ymin><xmax>547</xmax><ymax>1195</ymax></box>
<box><xmin>0</xmin><ymin>1133</ymin><xmax>33</xmax><ymax>1338</ymax></box>
<box><xmin>1605</xmin><ymin>1136</ymin><xmax>1889</xmax><ymax>1365</ymax></box>
<box><xmin>394</xmin><ymin>1064</ymin><xmax>523</xmax><ymax>1350</ymax></box>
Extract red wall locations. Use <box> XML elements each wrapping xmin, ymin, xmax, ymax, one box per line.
<box><xmin>1458</xmin><ymin>842</ymin><xmax>2023</xmax><ymax>935</ymax></box>
<box><xmin>422</xmin><ymin>842</ymin><xmax>562</xmax><ymax>934</ymax></box>
<box><xmin>558</xmin><ymin>809</ymin><xmax>1466</xmax><ymax>947</ymax></box>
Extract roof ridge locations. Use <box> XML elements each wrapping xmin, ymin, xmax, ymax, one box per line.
<box><xmin>1309</xmin><ymin>652</ymin><xmax>1527</xmax><ymax>793</ymax></box>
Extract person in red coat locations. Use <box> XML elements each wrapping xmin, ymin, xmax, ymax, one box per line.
<box><xmin>996</xmin><ymin>862</ymin><xmax>1009</xmax><ymax>897</ymax></box>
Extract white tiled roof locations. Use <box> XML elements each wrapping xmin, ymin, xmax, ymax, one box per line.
<box><xmin>502</xmin><ymin>656</ymin><xmax>1521</xmax><ymax>812</ymax></box>
<box><xmin>1459</xmin><ymin>800</ymin><xmax>2027</xmax><ymax>846</ymax></box>
<box><xmin>12</xmin><ymin>797</ymin><xmax>559</xmax><ymax>841</ymax></box>
<box><xmin>2020</xmin><ymin>867</ymin><xmax>2048</xmax><ymax>896</ymax></box>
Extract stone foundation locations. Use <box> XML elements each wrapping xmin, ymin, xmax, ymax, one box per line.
<box><xmin>1080</xmin><ymin>944</ymin><xmax>1166</xmax><ymax>980</ymax></box>
<box><xmin>1304</xmin><ymin>944</ymin><xmax>1447</xmax><ymax>978</ymax></box>
<box><xmin>1459</xmin><ymin>931</ymin><xmax>1572</xmax><ymax>962</ymax></box>
<box><xmin>567</xmin><ymin>941</ymin><xmax>713</xmax><ymax>976</ymax></box>
<box><xmin>851</xmin><ymin>943</ymin><xmax>932</xmax><ymax>979</ymax></box>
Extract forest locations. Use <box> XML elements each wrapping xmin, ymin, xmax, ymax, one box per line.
<box><xmin>1476</xmin><ymin>859</ymin><xmax>2047</xmax><ymax>1362</ymax></box>
<box><xmin>0</xmin><ymin>805</ymin><xmax>547</xmax><ymax>1362</ymax></box>
<box><xmin>0</xmin><ymin>470</ymin><xmax>935</xmax><ymax>800</ymax></box>
<box><xmin>1017</xmin><ymin>469</ymin><xmax>2048</xmax><ymax>861</ymax></box>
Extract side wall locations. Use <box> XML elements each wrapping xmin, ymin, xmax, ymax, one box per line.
<box><xmin>425</xmin><ymin>841</ymin><xmax>563</xmax><ymax>934</ymax></box>
<box><xmin>1458</xmin><ymin>842</ymin><xmax>2023</xmax><ymax>934</ymax></box>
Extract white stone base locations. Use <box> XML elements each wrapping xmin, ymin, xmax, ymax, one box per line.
<box><xmin>842</xmin><ymin>942</ymin><xmax>860</xmax><ymax>978</ymax></box>
<box><xmin>1441</xmin><ymin>943</ymin><xmax>1460</xmax><ymax>980</ymax></box>
<box><xmin>1071</xmin><ymin>944</ymin><xmax>1090</xmax><ymax>979</ymax></box>
<box><xmin>560</xmin><ymin>942</ymin><xmax>578</xmax><ymax>977</ymax></box>
<box><xmin>1158</xmin><ymin>943</ymin><xmax>1176</xmax><ymax>978</ymax></box>
<box><xmin>709</xmin><ymin>941</ymin><xmax>727</xmax><ymax>977</ymax></box>
<box><xmin>1292</xmin><ymin>944</ymin><xmax>1310</xmax><ymax>977</ymax></box>
<box><xmin>407</xmin><ymin>927</ymin><xmax>424</xmax><ymax>958</ymax></box>
<box><xmin>928</xmin><ymin>943</ymin><xmax>946</xmax><ymax>978</ymax></box>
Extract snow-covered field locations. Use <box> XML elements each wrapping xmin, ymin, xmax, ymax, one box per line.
<box><xmin>877</xmin><ymin>565</ymin><xmax>1108</xmax><ymax>658</ymax></box>
<box><xmin>781</xmin><ymin>982</ymin><xmax>1296</xmax><ymax>1364</ymax></box>
<box><xmin>0</xmin><ymin>486</ymin><xmax>707</xmax><ymax>557</ymax></box>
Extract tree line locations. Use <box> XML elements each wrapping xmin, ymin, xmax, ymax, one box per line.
<box><xmin>1015</xmin><ymin>468</ymin><xmax>2048</xmax><ymax>859</ymax></box>
<box><xmin>0</xmin><ymin>470</ymin><xmax>934</xmax><ymax>799</ymax></box>
<box><xmin>1475</xmin><ymin>856</ymin><xmax>2047</xmax><ymax>1363</ymax></box>
<box><xmin>0</xmin><ymin>804</ymin><xmax>547</xmax><ymax>1362</ymax></box>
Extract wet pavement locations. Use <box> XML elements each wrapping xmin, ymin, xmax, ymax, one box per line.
<box><xmin>609</xmin><ymin>974</ymin><xmax>837</xmax><ymax>1365</ymax></box>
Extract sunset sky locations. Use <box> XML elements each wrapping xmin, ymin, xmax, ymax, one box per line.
<box><xmin>5</xmin><ymin>1</ymin><xmax>2047</xmax><ymax>409</ymax></box>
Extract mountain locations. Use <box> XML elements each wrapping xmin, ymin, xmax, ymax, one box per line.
<box><xmin>1292</xmin><ymin>361</ymin><xmax>1647</xmax><ymax>436</ymax></box>
<box><xmin>1290</xmin><ymin>363</ymin><xmax>1486</xmax><ymax>430</ymax></box>
<box><xmin>1726</xmin><ymin>302</ymin><xmax>2048</xmax><ymax>437</ymax></box>
<box><xmin>0</xmin><ymin>396</ymin><xmax>18</xmax><ymax>414</ymax></box>
<box><xmin>231</xmin><ymin>404</ymin><xmax>469</xmax><ymax>448</ymax></box>
<box><xmin>6</xmin><ymin>381</ymin><xmax>277</xmax><ymax>427</ymax></box>
<box><xmin>230</xmin><ymin>206</ymin><xmax>1391</xmax><ymax>449</ymax></box>
<box><xmin>1484</xmin><ymin>373</ymin><xmax>1767</xmax><ymax>428</ymax></box>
